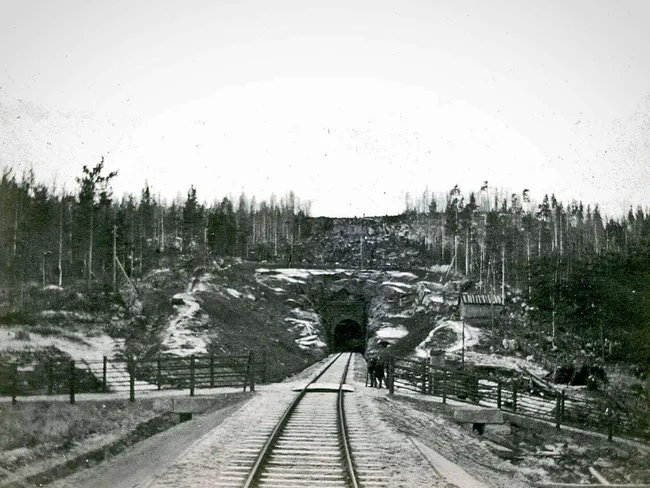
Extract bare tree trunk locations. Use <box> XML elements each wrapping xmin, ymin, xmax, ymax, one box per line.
<box><xmin>501</xmin><ymin>244</ymin><xmax>505</xmax><ymax>303</ymax></box>
<box><xmin>139</xmin><ymin>212</ymin><xmax>143</xmax><ymax>276</ymax></box>
<box><xmin>465</xmin><ymin>229</ymin><xmax>470</xmax><ymax>275</ymax></box>
<box><xmin>551</xmin><ymin>295</ymin><xmax>556</xmax><ymax>348</ymax></box>
<box><xmin>13</xmin><ymin>205</ymin><xmax>18</xmax><ymax>257</ymax></box>
<box><xmin>113</xmin><ymin>225</ymin><xmax>117</xmax><ymax>292</ymax></box>
<box><xmin>160</xmin><ymin>205</ymin><xmax>165</xmax><ymax>252</ymax></box>
<box><xmin>560</xmin><ymin>214</ymin><xmax>564</xmax><ymax>256</ymax></box>
<box><xmin>359</xmin><ymin>215</ymin><xmax>364</xmax><ymax>269</ymax></box>
<box><xmin>68</xmin><ymin>200</ymin><xmax>73</xmax><ymax>263</ymax></box>
<box><xmin>526</xmin><ymin>232</ymin><xmax>531</xmax><ymax>297</ymax></box>
<box><xmin>478</xmin><ymin>242</ymin><xmax>485</xmax><ymax>291</ymax></box>
<box><xmin>88</xmin><ymin>210</ymin><xmax>93</xmax><ymax>288</ymax></box>
<box><xmin>58</xmin><ymin>198</ymin><xmax>63</xmax><ymax>286</ymax></box>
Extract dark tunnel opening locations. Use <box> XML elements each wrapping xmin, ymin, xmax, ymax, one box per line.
<box><xmin>332</xmin><ymin>319</ymin><xmax>365</xmax><ymax>353</ymax></box>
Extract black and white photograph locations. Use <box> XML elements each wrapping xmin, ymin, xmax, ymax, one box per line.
<box><xmin>1</xmin><ymin>1</ymin><xmax>649</xmax><ymax>487</ymax></box>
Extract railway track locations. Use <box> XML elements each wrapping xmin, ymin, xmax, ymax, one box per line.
<box><xmin>213</xmin><ymin>353</ymin><xmax>386</xmax><ymax>488</ymax></box>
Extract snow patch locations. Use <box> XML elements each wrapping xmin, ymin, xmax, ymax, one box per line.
<box><xmin>43</xmin><ymin>284</ymin><xmax>63</xmax><ymax>291</ymax></box>
<box><xmin>226</xmin><ymin>288</ymin><xmax>242</xmax><ymax>298</ymax></box>
<box><xmin>271</xmin><ymin>274</ymin><xmax>306</xmax><ymax>284</ymax></box>
<box><xmin>386</xmin><ymin>271</ymin><xmax>418</xmax><ymax>280</ymax></box>
<box><xmin>381</xmin><ymin>281</ymin><xmax>414</xmax><ymax>289</ymax></box>
<box><xmin>284</xmin><ymin>307</ymin><xmax>326</xmax><ymax>350</ymax></box>
<box><xmin>386</xmin><ymin>312</ymin><xmax>413</xmax><ymax>318</ymax></box>
<box><xmin>385</xmin><ymin>285</ymin><xmax>408</xmax><ymax>294</ymax></box>
<box><xmin>376</xmin><ymin>325</ymin><xmax>409</xmax><ymax>340</ymax></box>
<box><xmin>163</xmin><ymin>288</ymin><xmax>208</xmax><ymax>357</ymax></box>
<box><xmin>456</xmin><ymin>351</ymin><xmax>549</xmax><ymax>377</ymax></box>
<box><xmin>415</xmin><ymin>320</ymin><xmax>481</xmax><ymax>357</ymax></box>
<box><xmin>296</xmin><ymin>335</ymin><xmax>327</xmax><ymax>350</ymax></box>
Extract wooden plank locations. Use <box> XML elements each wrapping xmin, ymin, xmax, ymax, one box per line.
<box><xmin>589</xmin><ymin>467</ymin><xmax>611</xmax><ymax>485</ymax></box>
<box><xmin>533</xmin><ymin>484</ymin><xmax>650</xmax><ymax>488</ymax></box>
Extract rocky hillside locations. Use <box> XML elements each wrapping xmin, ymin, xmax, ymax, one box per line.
<box><xmin>295</xmin><ymin>215</ymin><xmax>440</xmax><ymax>270</ymax></box>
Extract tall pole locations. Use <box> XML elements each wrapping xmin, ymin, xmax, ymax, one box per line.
<box><xmin>88</xmin><ymin>210</ymin><xmax>93</xmax><ymax>288</ymax></box>
<box><xmin>113</xmin><ymin>225</ymin><xmax>117</xmax><ymax>292</ymax></box>
<box><xmin>461</xmin><ymin>318</ymin><xmax>465</xmax><ymax>368</ymax></box>
<box><xmin>204</xmin><ymin>227</ymin><xmax>208</xmax><ymax>266</ymax></box>
<box><xmin>42</xmin><ymin>251</ymin><xmax>51</xmax><ymax>287</ymax></box>
<box><xmin>58</xmin><ymin>197</ymin><xmax>63</xmax><ymax>286</ymax></box>
<box><xmin>360</xmin><ymin>214</ymin><xmax>364</xmax><ymax>270</ymax></box>
<box><xmin>501</xmin><ymin>243</ymin><xmax>506</xmax><ymax>304</ymax></box>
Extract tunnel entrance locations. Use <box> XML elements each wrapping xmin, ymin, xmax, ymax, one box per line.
<box><xmin>332</xmin><ymin>319</ymin><xmax>365</xmax><ymax>352</ymax></box>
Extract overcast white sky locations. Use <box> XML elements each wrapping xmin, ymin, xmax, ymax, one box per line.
<box><xmin>1</xmin><ymin>0</ymin><xmax>649</xmax><ymax>217</ymax></box>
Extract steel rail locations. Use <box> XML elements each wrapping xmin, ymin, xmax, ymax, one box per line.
<box><xmin>338</xmin><ymin>353</ymin><xmax>359</xmax><ymax>488</ymax></box>
<box><xmin>241</xmin><ymin>352</ymin><xmax>346</xmax><ymax>488</ymax></box>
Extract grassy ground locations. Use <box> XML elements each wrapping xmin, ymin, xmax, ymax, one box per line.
<box><xmin>0</xmin><ymin>399</ymin><xmax>167</xmax><ymax>473</ymax></box>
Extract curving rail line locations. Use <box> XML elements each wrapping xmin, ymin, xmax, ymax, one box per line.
<box><xmin>242</xmin><ymin>352</ymin><xmax>358</xmax><ymax>488</ymax></box>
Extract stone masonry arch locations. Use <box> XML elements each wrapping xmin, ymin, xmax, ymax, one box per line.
<box><xmin>318</xmin><ymin>288</ymin><xmax>367</xmax><ymax>352</ymax></box>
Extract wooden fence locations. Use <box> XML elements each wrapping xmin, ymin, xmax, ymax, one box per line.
<box><xmin>0</xmin><ymin>351</ymin><xmax>265</xmax><ymax>404</ymax></box>
<box><xmin>389</xmin><ymin>355</ymin><xmax>650</xmax><ymax>442</ymax></box>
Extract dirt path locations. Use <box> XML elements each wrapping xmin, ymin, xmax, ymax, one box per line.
<box><xmin>46</xmin><ymin>398</ymin><xmax>250</xmax><ymax>488</ymax></box>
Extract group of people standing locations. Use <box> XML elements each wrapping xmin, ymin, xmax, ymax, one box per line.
<box><xmin>365</xmin><ymin>352</ymin><xmax>387</xmax><ymax>388</ymax></box>
<box><xmin>366</xmin><ymin>342</ymin><xmax>390</xmax><ymax>388</ymax></box>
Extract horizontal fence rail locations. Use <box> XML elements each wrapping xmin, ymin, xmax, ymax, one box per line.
<box><xmin>0</xmin><ymin>351</ymin><xmax>265</xmax><ymax>404</ymax></box>
<box><xmin>390</xmin><ymin>355</ymin><xmax>649</xmax><ymax>442</ymax></box>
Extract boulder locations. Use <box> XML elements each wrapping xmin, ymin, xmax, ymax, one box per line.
<box><xmin>453</xmin><ymin>408</ymin><xmax>504</xmax><ymax>424</ymax></box>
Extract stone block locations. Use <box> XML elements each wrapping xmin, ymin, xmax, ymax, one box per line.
<box><xmin>171</xmin><ymin>397</ymin><xmax>216</xmax><ymax>413</ymax></box>
<box><xmin>453</xmin><ymin>408</ymin><xmax>504</xmax><ymax>424</ymax></box>
<box><xmin>153</xmin><ymin>398</ymin><xmax>173</xmax><ymax>412</ymax></box>
<box><xmin>153</xmin><ymin>397</ymin><xmax>215</xmax><ymax>413</ymax></box>
<box><xmin>484</xmin><ymin>423</ymin><xmax>511</xmax><ymax>435</ymax></box>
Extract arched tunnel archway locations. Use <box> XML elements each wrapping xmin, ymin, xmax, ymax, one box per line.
<box><xmin>332</xmin><ymin>319</ymin><xmax>365</xmax><ymax>352</ymax></box>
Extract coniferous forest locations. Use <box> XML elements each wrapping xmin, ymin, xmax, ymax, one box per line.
<box><xmin>402</xmin><ymin>184</ymin><xmax>650</xmax><ymax>369</ymax></box>
<box><xmin>1</xmin><ymin>163</ymin><xmax>648</xmax><ymax>368</ymax></box>
<box><xmin>0</xmin><ymin>160</ymin><xmax>311</xmax><ymax>295</ymax></box>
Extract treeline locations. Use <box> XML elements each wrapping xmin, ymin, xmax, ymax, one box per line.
<box><xmin>403</xmin><ymin>183</ymin><xmax>650</xmax><ymax>290</ymax></box>
<box><xmin>0</xmin><ymin>160</ymin><xmax>312</xmax><ymax>295</ymax></box>
<box><xmin>403</xmin><ymin>183</ymin><xmax>650</xmax><ymax>366</ymax></box>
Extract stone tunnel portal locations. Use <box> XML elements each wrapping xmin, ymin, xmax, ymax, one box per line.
<box><xmin>332</xmin><ymin>319</ymin><xmax>365</xmax><ymax>353</ymax></box>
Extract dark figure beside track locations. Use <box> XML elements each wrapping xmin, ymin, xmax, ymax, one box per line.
<box><xmin>365</xmin><ymin>356</ymin><xmax>378</xmax><ymax>387</ymax></box>
<box><xmin>375</xmin><ymin>354</ymin><xmax>386</xmax><ymax>388</ymax></box>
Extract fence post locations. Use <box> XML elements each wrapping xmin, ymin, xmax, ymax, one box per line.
<box><xmin>512</xmin><ymin>385</ymin><xmax>517</xmax><ymax>413</ymax></box>
<box><xmin>607</xmin><ymin>405</ymin><xmax>613</xmax><ymax>442</ymax></box>
<box><xmin>497</xmin><ymin>380</ymin><xmax>502</xmax><ymax>409</ymax></box>
<box><xmin>249</xmin><ymin>352</ymin><xmax>256</xmax><ymax>392</ymax></box>
<box><xmin>388</xmin><ymin>353</ymin><xmax>395</xmax><ymax>396</ymax></box>
<box><xmin>209</xmin><ymin>353</ymin><xmax>215</xmax><ymax>388</ymax></box>
<box><xmin>420</xmin><ymin>360</ymin><xmax>427</xmax><ymax>394</ymax></box>
<box><xmin>242</xmin><ymin>351</ymin><xmax>250</xmax><ymax>392</ymax></box>
<box><xmin>555</xmin><ymin>395</ymin><xmax>562</xmax><ymax>430</ymax></box>
<box><xmin>156</xmin><ymin>355</ymin><xmax>162</xmax><ymax>390</ymax></box>
<box><xmin>69</xmin><ymin>360</ymin><xmax>75</xmax><ymax>405</ymax></box>
<box><xmin>189</xmin><ymin>355</ymin><xmax>195</xmax><ymax>397</ymax></box>
<box><xmin>262</xmin><ymin>349</ymin><xmax>268</xmax><ymax>384</ymax></box>
<box><xmin>11</xmin><ymin>363</ymin><xmax>18</xmax><ymax>404</ymax></box>
<box><xmin>47</xmin><ymin>359</ymin><xmax>54</xmax><ymax>395</ymax></box>
<box><xmin>102</xmin><ymin>356</ymin><xmax>108</xmax><ymax>393</ymax></box>
<box><xmin>128</xmin><ymin>358</ymin><xmax>135</xmax><ymax>403</ymax></box>
<box><xmin>561</xmin><ymin>390</ymin><xmax>565</xmax><ymax>419</ymax></box>
<box><xmin>442</xmin><ymin>367</ymin><xmax>447</xmax><ymax>404</ymax></box>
